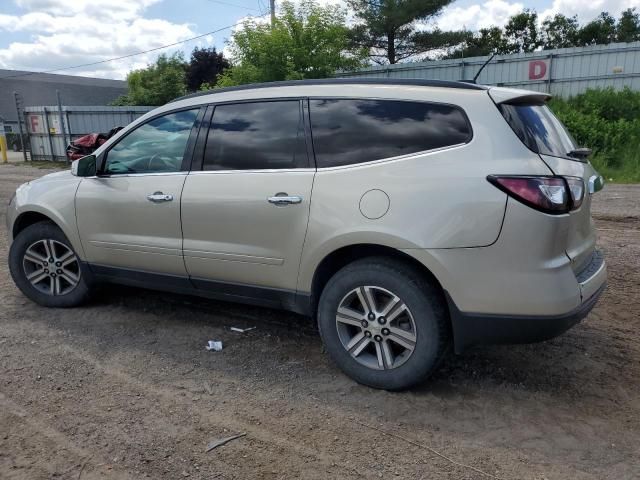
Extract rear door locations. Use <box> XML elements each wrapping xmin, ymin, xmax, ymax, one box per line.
<box><xmin>180</xmin><ymin>99</ymin><xmax>314</xmax><ymax>292</ymax></box>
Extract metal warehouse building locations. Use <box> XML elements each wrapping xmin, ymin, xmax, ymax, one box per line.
<box><xmin>342</xmin><ymin>41</ymin><xmax>640</xmax><ymax>98</ymax></box>
<box><xmin>0</xmin><ymin>69</ymin><xmax>127</xmax><ymax>134</ymax></box>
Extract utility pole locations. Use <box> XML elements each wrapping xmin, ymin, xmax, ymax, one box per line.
<box><xmin>0</xmin><ymin>116</ymin><xmax>7</xmax><ymax>164</ymax></box>
<box><xmin>270</xmin><ymin>0</ymin><xmax>275</xmax><ymax>26</ymax></box>
<box><xmin>13</xmin><ymin>92</ymin><xmax>28</xmax><ymax>162</ymax></box>
<box><xmin>56</xmin><ymin>90</ymin><xmax>70</xmax><ymax>163</ymax></box>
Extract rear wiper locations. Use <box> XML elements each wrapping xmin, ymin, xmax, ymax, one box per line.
<box><xmin>567</xmin><ymin>148</ymin><xmax>592</xmax><ymax>159</ymax></box>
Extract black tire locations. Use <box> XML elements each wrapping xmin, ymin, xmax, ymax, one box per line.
<box><xmin>317</xmin><ymin>257</ymin><xmax>449</xmax><ymax>390</ymax></box>
<box><xmin>9</xmin><ymin>221</ymin><xmax>91</xmax><ymax>307</ymax></box>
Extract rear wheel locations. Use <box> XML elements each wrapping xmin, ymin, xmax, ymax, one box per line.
<box><xmin>317</xmin><ymin>257</ymin><xmax>449</xmax><ymax>390</ymax></box>
<box><xmin>9</xmin><ymin>221</ymin><xmax>91</xmax><ymax>307</ymax></box>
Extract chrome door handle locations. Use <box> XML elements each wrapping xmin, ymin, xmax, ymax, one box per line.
<box><xmin>147</xmin><ymin>192</ymin><xmax>174</xmax><ymax>203</ymax></box>
<box><xmin>268</xmin><ymin>194</ymin><xmax>303</xmax><ymax>206</ymax></box>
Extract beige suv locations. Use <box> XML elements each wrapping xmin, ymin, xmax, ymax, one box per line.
<box><xmin>6</xmin><ymin>79</ymin><xmax>607</xmax><ymax>390</ymax></box>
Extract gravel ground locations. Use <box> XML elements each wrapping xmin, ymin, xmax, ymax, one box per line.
<box><xmin>1</xmin><ymin>163</ymin><xmax>639</xmax><ymax>480</ymax></box>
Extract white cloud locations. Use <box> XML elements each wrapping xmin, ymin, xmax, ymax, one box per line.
<box><xmin>435</xmin><ymin>0</ymin><xmax>640</xmax><ymax>32</ymax></box>
<box><xmin>0</xmin><ymin>0</ymin><xmax>197</xmax><ymax>79</ymax></box>
<box><xmin>14</xmin><ymin>0</ymin><xmax>161</xmax><ymax>21</ymax></box>
<box><xmin>437</xmin><ymin>0</ymin><xmax>524</xmax><ymax>31</ymax></box>
<box><xmin>540</xmin><ymin>0</ymin><xmax>640</xmax><ymax>22</ymax></box>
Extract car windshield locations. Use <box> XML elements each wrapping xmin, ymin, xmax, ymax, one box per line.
<box><xmin>499</xmin><ymin>103</ymin><xmax>578</xmax><ymax>159</ymax></box>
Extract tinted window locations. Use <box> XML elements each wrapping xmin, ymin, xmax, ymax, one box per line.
<box><xmin>203</xmin><ymin>101</ymin><xmax>307</xmax><ymax>170</ymax></box>
<box><xmin>309</xmin><ymin>99</ymin><xmax>471</xmax><ymax>168</ymax></box>
<box><xmin>499</xmin><ymin>103</ymin><xmax>577</xmax><ymax>159</ymax></box>
<box><xmin>105</xmin><ymin>109</ymin><xmax>198</xmax><ymax>174</ymax></box>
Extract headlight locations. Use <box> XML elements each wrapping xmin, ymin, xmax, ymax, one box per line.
<box><xmin>8</xmin><ymin>190</ymin><xmax>16</xmax><ymax>206</ymax></box>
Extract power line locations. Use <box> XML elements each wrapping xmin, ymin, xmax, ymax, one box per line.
<box><xmin>0</xmin><ymin>15</ymin><xmax>267</xmax><ymax>80</ymax></box>
<box><xmin>206</xmin><ymin>0</ymin><xmax>261</xmax><ymax>11</ymax></box>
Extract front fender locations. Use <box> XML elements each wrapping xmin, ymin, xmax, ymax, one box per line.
<box><xmin>9</xmin><ymin>172</ymin><xmax>85</xmax><ymax>259</ymax></box>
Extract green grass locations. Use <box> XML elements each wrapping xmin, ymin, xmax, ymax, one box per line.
<box><xmin>550</xmin><ymin>87</ymin><xmax>640</xmax><ymax>183</ymax></box>
<box><xmin>590</xmin><ymin>149</ymin><xmax>640</xmax><ymax>184</ymax></box>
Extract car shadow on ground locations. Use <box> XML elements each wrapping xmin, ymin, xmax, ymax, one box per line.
<box><xmin>58</xmin><ymin>282</ymin><xmax>622</xmax><ymax>402</ymax></box>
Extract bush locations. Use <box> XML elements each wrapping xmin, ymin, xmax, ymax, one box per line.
<box><xmin>549</xmin><ymin>87</ymin><xmax>640</xmax><ymax>183</ymax></box>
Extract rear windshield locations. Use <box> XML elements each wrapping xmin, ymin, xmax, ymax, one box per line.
<box><xmin>499</xmin><ymin>103</ymin><xmax>577</xmax><ymax>159</ymax></box>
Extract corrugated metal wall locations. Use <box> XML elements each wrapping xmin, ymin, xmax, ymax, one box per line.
<box><xmin>340</xmin><ymin>41</ymin><xmax>640</xmax><ymax>98</ymax></box>
<box><xmin>24</xmin><ymin>106</ymin><xmax>153</xmax><ymax>161</ymax></box>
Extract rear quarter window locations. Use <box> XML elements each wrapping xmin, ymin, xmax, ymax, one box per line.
<box><xmin>309</xmin><ymin>99</ymin><xmax>472</xmax><ymax>168</ymax></box>
<box><xmin>499</xmin><ymin>103</ymin><xmax>577</xmax><ymax>159</ymax></box>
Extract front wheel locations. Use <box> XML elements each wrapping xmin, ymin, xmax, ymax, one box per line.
<box><xmin>9</xmin><ymin>221</ymin><xmax>91</xmax><ymax>307</ymax></box>
<box><xmin>317</xmin><ymin>258</ymin><xmax>449</xmax><ymax>390</ymax></box>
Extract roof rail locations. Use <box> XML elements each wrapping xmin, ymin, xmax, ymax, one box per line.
<box><xmin>171</xmin><ymin>78</ymin><xmax>488</xmax><ymax>102</ymax></box>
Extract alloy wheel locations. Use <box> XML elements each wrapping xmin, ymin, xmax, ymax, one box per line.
<box><xmin>22</xmin><ymin>239</ymin><xmax>81</xmax><ymax>296</ymax></box>
<box><xmin>335</xmin><ymin>286</ymin><xmax>417</xmax><ymax>370</ymax></box>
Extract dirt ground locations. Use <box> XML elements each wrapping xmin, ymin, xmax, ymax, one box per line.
<box><xmin>0</xmin><ymin>162</ymin><xmax>638</xmax><ymax>480</ymax></box>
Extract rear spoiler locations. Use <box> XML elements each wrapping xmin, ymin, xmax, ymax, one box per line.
<box><xmin>488</xmin><ymin>87</ymin><xmax>552</xmax><ymax>105</ymax></box>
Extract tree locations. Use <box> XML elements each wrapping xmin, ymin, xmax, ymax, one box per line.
<box><xmin>503</xmin><ymin>9</ymin><xmax>542</xmax><ymax>53</ymax></box>
<box><xmin>465</xmin><ymin>27</ymin><xmax>507</xmax><ymax>57</ymax></box>
<box><xmin>616</xmin><ymin>8</ymin><xmax>640</xmax><ymax>43</ymax></box>
<box><xmin>347</xmin><ymin>0</ymin><xmax>466</xmax><ymax>64</ymax></box>
<box><xmin>185</xmin><ymin>47</ymin><xmax>230</xmax><ymax>92</ymax></box>
<box><xmin>578</xmin><ymin>12</ymin><xmax>617</xmax><ymax>45</ymax></box>
<box><xmin>468</xmin><ymin>27</ymin><xmax>508</xmax><ymax>55</ymax></box>
<box><xmin>112</xmin><ymin>53</ymin><xmax>186</xmax><ymax>106</ymax></box>
<box><xmin>542</xmin><ymin>14</ymin><xmax>579</xmax><ymax>49</ymax></box>
<box><xmin>216</xmin><ymin>0</ymin><xmax>365</xmax><ymax>87</ymax></box>
<box><xmin>441</xmin><ymin>27</ymin><xmax>506</xmax><ymax>59</ymax></box>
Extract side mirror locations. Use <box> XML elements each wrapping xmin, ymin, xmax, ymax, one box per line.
<box><xmin>71</xmin><ymin>155</ymin><xmax>96</xmax><ymax>177</ymax></box>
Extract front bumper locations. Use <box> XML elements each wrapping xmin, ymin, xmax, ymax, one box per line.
<box><xmin>6</xmin><ymin>193</ymin><xmax>18</xmax><ymax>245</ymax></box>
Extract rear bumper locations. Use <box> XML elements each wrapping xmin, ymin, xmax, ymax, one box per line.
<box><xmin>447</xmin><ymin>280</ymin><xmax>606</xmax><ymax>354</ymax></box>
<box><xmin>577</xmin><ymin>249</ymin><xmax>606</xmax><ymax>300</ymax></box>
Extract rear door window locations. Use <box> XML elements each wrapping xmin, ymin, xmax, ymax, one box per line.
<box><xmin>499</xmin><ymin>103</ymin><xmax>577</xmax><ymax>159</ymax></box>
<box><xmin>309</xmin><ymin>99</ymin><xmax>472</xmax><ymax>168</ymax></box>
<box><xmin>203</xmin><ymin>100</ymin><xmax>308</xmax><ymax>170</ymax></box>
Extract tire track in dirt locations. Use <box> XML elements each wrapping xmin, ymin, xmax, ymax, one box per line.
<box><xmin>2</xmin><ymin>165</ymin><xmax>640</xmax><ymax>479</ymax></box>
<box><xmin>1</xmin><ymin>315</ymin><xmax>503</xmax><ymax>479</ymax></box>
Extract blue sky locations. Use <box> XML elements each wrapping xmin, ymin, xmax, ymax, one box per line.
<box><xmin>0</xmin><ymin>0</ymin><xmax>637</xmax><ymax>79</ymax></box>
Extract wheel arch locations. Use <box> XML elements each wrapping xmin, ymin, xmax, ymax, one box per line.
<box><xmin>12</xmin><ymin>211</ymin><xmax>56</xmax><ymax>239</ymax></box>
<box><xmin>11</xmin><ymin>208</ymin><xmax>85</xmax><ymax>260</ymax></box>
<box><xmin>309</xmin><ymin>243</ymin><xmax>448</xmax><ymax>318</ymax></box>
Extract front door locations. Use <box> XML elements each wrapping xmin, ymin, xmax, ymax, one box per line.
<box><xmin>76</xmin><ymin>108</ymin><xmax>200</xmax><ymax>276</ymax></box>
<box><xmin>181</xmin><ymin>100</ymin><xmax>314</xmax><ymax>292</ymax></box>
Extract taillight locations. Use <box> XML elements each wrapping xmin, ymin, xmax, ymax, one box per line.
<box><xmin>565</xmin><ymin>176</ymin><xmax>585</xmax><ymax>209</ymax></box>
<box><xmin>487</xmin><ymin>175</ymin><xmax>584</xmax><ymax>214</ymax></box>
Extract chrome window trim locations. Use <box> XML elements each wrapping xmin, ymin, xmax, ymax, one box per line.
<box><xmin>315</xmin><ymin>142</ymin><xmax>470</xmax><ymax>172</ymax></box>
<box><xmin>183</xmin><ymin>143</ymin><xmax>468</xmax><ymax>175</ymax></box>
<box><xmin>185</xmin><ymin>143</ymin><xmax>468</xmax><ymax>176</ymax></box>
<box><xmin>187</xmin><ymin>168</ymin><xmax>315</xmax><ymax>175</ymax></box>
<box><xmin>85</xmin><ymin>172</ymin><xmax>188</xmax><ymax>179</ymax></box>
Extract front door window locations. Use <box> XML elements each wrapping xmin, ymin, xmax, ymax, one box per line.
<box><xmin>104</xmin><ymin>109</ymin><xmax>199</xmax><ymax>174</ymax></box>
